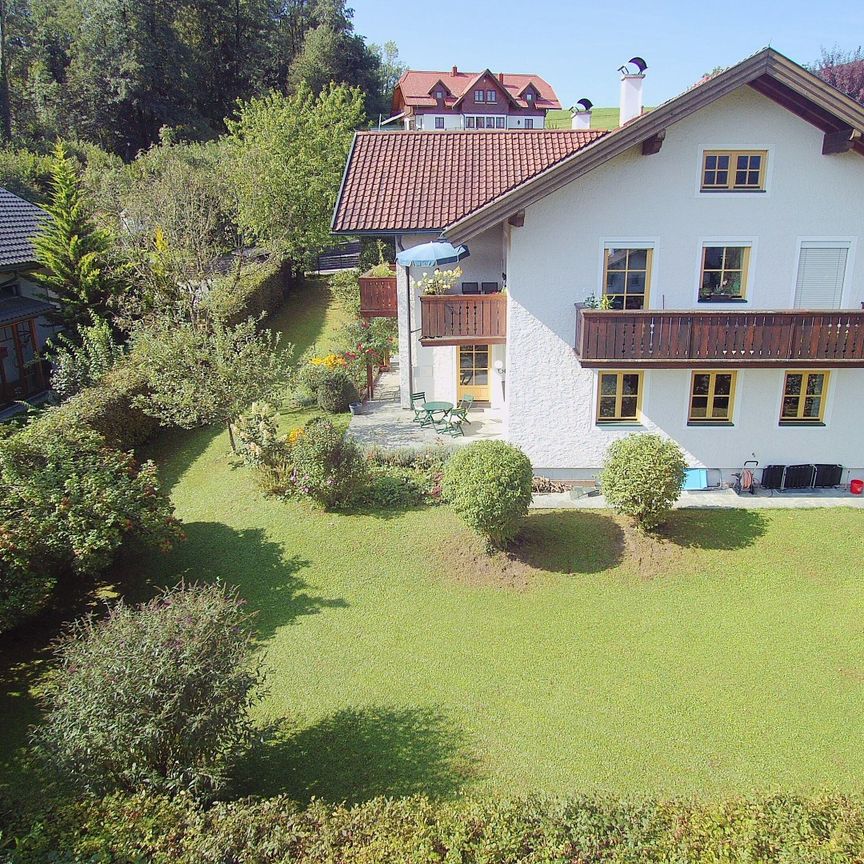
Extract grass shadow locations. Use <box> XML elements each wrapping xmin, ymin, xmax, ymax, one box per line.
<box><xmin>141</xmin><ymin>424</ymin><xmax>224</xmax><ymax>495</ymax></box>
<box><xmin>658</xmin><ymin>509</ymin><xmax>769</xmax><ymax>550</ymax></box>
<box><xmin>512</xmin><ymin>510</ymin><xmax>625</xmax><ymax>575</ymax></box>
<box><xmin>139</xmin><ymin>522</ymin><xmax>348</xmax><ymax>641</ymax></box>
<box><xmin>234</xmin><ymin>706</ymin><xmax>478</xmax><ymax>803</ymax></box>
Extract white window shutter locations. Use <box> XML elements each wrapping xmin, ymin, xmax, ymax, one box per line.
<box><xmin>794</xmin><ymin>245</ymin><xmax>849</xmax><ymax>309</ymax></box>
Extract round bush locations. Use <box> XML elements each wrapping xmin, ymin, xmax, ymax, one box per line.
<box><xmin>599</xmin><ymin>433</ymin><xmax>686</xmax><ymax>530</ymax></box>
<box><xmin>291</xmin><ymin>417</ymin><xmax>366</xmax><ymax>508</ymax></box>
<box><xmin>32</xmin><ymin>583</ymin><xmax>263</xmax><ymax>799</ymax></box>
<box><xmin>317</xmin><ymin>370</ymin><xmax>360</xmax><ymax>413</ymax></box>
<box><xmin>442</xmin><ymin>440</ymin><xmax>533</xmax><ymax>548</ymax></box>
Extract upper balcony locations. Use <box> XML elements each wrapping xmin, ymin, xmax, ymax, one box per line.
<box><xmin>420</xmin><ymin>293</ymin><xmax>507</xmax><ymax>346</ymax></box>
<box><xmin>574</xmin><ymin>307</ymin><xmax>864</xmax><ymax>367</ymax></box>
<box><xmin>359</xmin><ymin>266</ymin><xmax>397</xmax><ymax>318</ymax></box>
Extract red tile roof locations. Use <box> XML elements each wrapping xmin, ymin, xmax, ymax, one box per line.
<box><xmin>395</xmin><ymin>69</ymin><xmax>561</xmax><ymax>111</ymax></box>
<box><xmin>332</xmin><ymin>129</ymin><xmax>607</xmax><ymax>233</ymax></box>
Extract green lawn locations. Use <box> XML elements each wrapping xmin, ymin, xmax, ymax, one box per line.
<box><xmin>3</xmin><ymin>281</ymin><xmax>864</xmax><ymax>806</ymax></box>
<box><xmin>546</xmin><ymin>107</ymin><xmax>622</xmax><ymax>130</ymax></box>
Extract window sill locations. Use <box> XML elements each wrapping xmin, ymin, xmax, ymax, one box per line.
<box><xmin>699</xmin><ymin>189</ymin><xmax>766</xmax><ymax>194</ymax></box>
<box><xmin>596</xmin><ymin>422</ymin><xmax>644</xmax><ymax>428</ymax></box>
<box><xmin>687</xmin><ymin>421</ymin><xmax>734</xmax><ymax>427</ymax></box>
<box><xmin>698</xmin><ymin>296</ymin><xmax>748</xmax><ymax>304</ymax></box>
<box><xmin>778</xmin><ymin>421</ymin><xmax>826</xmax><ymax>427</ymax></box>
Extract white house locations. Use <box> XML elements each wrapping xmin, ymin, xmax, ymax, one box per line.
<box><xmin>333</xmin><ymin>49</ymin><xmax>864</xmax><ymax>487</ymax></box>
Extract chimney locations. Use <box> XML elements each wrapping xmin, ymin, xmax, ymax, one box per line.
<box><xmin>571</xmin><ymin>98</ymin><xmax>593</xmax><ymax>130</ymax></box>
<box><xmin>618</xmin><ymin>56</ymin><xmax>647</xmax><ymax>125</ymax></box>
<box><xmin>452</xmin><ymin>65</ymin><xmax>458</xmax><ymax>76</ymax></box>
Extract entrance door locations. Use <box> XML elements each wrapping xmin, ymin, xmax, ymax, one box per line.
<box><xmin>458</xmin><ymin>344</ymin><xmax>490</xmax><ymax>401</ymax></box>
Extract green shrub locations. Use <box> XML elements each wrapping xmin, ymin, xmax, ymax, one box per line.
<box><xmin>32</xmin><ymin>583</ymin><xmax>264</xmax><ymax>800</ymax></box>
<box><xmin>317</xmin><ymin>369</ymin><xmax>360</xmax><ymax>413</ymax></box>
<box><xmin>328</xmin><ymin>268</ymin><xmax>361</xmax><ymax>314</ymax></box>
<box><xmin>291</xmin><ymin>418</ymin><xmax>366</xmax><ymax>508</ymax></box>
<box><xmin>205</xmin><ymin>258</ymin><xmax>291</xmax><ymax>325</ymax></box>
<box><xmin>234</xmin><ymin>401</ymin><xmax>293</xmax><ymax>494</ymax></box>
<box><xmin>0</xmin><ymin>420</ymin><xmax>181</xmax><ymax>633</ymax></box>
<box><xmin>599</xmin><ymin>433</ymin><xmax>686</xmax><ymax>530</ymax></box>
<box><xmin>46</xmin><ymin>317</ymin><xmax>127</xmax><ymax>401</ymax></box>
<box><xmin>442</xmin><ymin>441</ymin><xmax>533</xmax><ymax>549</ymax></box>
<box><xmin>7</xmin><ymin>791</ymin><xmax>864</xmax><ymax>863</ymax></box>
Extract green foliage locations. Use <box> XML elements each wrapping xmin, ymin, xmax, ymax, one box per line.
<box><xmin>234</xmin><ymin>401</ymin><xmax>293</xmax><ymax>494</ymax></box>
<box><xmin>291</xmin><ymin>417</ymin><xmax>366</xmax><ymax>508</ymax></box>
<box><xmin>0</xmin><ymin>147</ymin><xmax>53</xmax><ymax>202</ymax></box>
<box><xmin>46</xmin><ymin>316</ymin><xmax>126</xmax><ymax>401</ymax></box>
<box><xmin>358</xmin><ymin>237</ymin><xmax>395</xmax><ymax>272</ymax></box>
<box><xmin>32</xmin><ymin>583</ymin><xmax>263</xmax><ymax>799</ymax></box>
<box><xmin>317</xmin><ymin>369</ymin><xmax>359</xmax><ymax>413</ymax></box>
<box><xmin>205</xmin><ymin>258</ymin><xmax>290</xmax><ymax>325</ymax></box>
<box><xmin>130</xmin><ymin>315</ymin><xmax>293</xmax><ymax>446</ymax></box>
<box><xmin>0</xmin><ymin>417</ymin><xmax>181</xmax><ymax>633</ymax></box>
<box><xmin>328</xmin><ymin>268</ymin><xmax>361</xmax><ymax>315</ymax></box>
<box><xmin>8</xmin><ymin>791</ymin><xmax>864</xmax><ymax>863</ymax></box>
<box><xmin>226</xmin><ymin>83</ymin><xmax>365</xmax><ymax>262</ymax></box>
<box><xmin>599</xmin><ymin>433</ymin><xmax>687</xmax><ymax>530</ymax></box>
<box><xmin>32</xmin><ymin>141</ymin><xmax>125</xmax><ymax>329</ymax></box>
<box><xmin>443</xmin><ymin>441</ymin><xmax>533</xmax><ymax>548</ymax></box>
<box><xmin>360</xmin><ymin>446</ymin><xmax>451</xmax><ymax>509</ymax></box>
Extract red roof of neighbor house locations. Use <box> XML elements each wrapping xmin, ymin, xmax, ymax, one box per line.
<box><xmin>332</xmin><ymin>129</ymin><xmax>607</xmax><ymax>233</ymax></box>
<box><xmin>394</xmin><ymin>69</ymin><xmax>561</xmax><ymax>111</ymax></box>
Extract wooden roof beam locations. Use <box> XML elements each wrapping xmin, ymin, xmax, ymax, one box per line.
<box><xmin>823</xmin><ymin>127</ymin><xmax>863</xmax><ymax>155</ymax></box>
<box><xmin>641</xmin><ymin>130</ymin><xmax>666</xmax><ymax>155</ymax></box>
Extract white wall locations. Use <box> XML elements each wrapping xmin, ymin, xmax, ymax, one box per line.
<box><xmin>505</xmin><ymin>86</ymin><xmax>864</xmax><ymax>478</ymax></box>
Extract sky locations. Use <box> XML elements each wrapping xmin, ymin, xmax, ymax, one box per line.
<box><xmin>352</xmin><ymin>0</ymin><xmax>864</xmax><ymax>110</ymax></box>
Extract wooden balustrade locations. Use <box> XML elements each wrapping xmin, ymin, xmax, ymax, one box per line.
<box><xmin>420</xmin><ymin>294</ymin><xmax>507</xmax><ymax>346</ymax></box>
<box><xmin>574</xmin><ymin>307</ymin><xmax>864</xmax><ymax>367</ymax></box>
<box><xmin>359</xmin><ymin>268</ymin><xmax>397</xmax><ymax>318</ymax></box>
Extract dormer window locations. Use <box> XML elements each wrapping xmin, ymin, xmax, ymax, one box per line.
<box><xmin>474</xmin><ymin>90</ymin><xmax>485</xmax><ymax>102</ymax></box>
<box><xmin>486</xmin><ymin>89</ymin><xmax>497</xmax><ymax>103</ymax></box>
<box><xmin>526</xmin><ymin>92</ymin><xmax>534</xmax><ymax>102</ymax></box>
<box><xmin>435</xmin><ymin>90</ymin><xmax>443</xmax><ymax>100</ymax></box>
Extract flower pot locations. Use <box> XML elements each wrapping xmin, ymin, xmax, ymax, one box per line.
<box><xmin>349</xmin><ymin>402</ymin><xmax>362</xmax><ymax>415</ymax></box>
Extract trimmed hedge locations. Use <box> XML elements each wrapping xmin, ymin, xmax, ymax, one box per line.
<box><xmin>5</xmin><ymin>792</ymin><xmax>864</xmax><ymax>863</ymax></box>
<box><xmin>42</xmin><ymin>362</ymin><xmax>160</xmax><ymax>451</ymax></box>
<box><xmin>205</xmin><ymin>257</ymin><xmax>293</xmax><ymax>325</ymax></box>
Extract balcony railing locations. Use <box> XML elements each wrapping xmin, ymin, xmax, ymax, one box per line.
<box><xmin>574</xmin><ymin>307</ymin><xmax>864</xmax><ymax>367</ymax></box>
<box><xmin>359</xmin><ymin>267</ymin><xmax>397</xmax><ymax>318</ymax></box>
<box><xmin>420</xmin><ymin>294</ymin><xmax>507</xmax><ymax>346</ymax></box>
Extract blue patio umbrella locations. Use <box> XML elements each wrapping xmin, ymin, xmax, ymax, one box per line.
<box><xmin>396</xmin><ymin>241</ymin><xmax>470</xmax><ymax>267</ymax></box>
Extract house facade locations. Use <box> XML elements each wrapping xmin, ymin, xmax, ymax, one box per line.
<box><xmin>392</xmin><ymin>67</ymin><xmax>560</xmax><ymax>130</ymax></box>
<box><xmin>335</xmin><ymin>50</ymin><xmax>864</xmax><ymax>484</ymax></box>
<box><xmin>0</xmin><ymin>188</ymin><xmax>54</xmax><ymax>411</ymax></box>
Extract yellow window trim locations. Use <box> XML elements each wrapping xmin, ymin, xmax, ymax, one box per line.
<box><xmin>688</xmin><ymin>370</ymin><xmax>737</xmax><ymax>423</ymax></box>
<box><xmin>602</xmin><ymin>247</ymin><xmax>653</xmax><ymax>310</ymax></box>
<box><xmin>701</xmin><ymin>149</ymin><xmax>768</xmax><ymax>191</ymax></box>
<box><xmin>780</xmin><ymin>370</ymin><xmax>830</xmax><ymax>423</ymax></box>
<box><xmin>700</xmin><ymin>244</ymin><xmax>750</xmax><ymax>300</ymax></box>
<box><xmin>596</xmin><ymin>370</ymin><xmax>644</xmax><ymax>423</ymax></box>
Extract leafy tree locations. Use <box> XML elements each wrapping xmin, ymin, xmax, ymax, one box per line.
<box><xmin>443</xmin><ymin>441</ymin><xmax>534</xmax><ymax>549</ymax></box>
<box><xmin>227</xmin><ymin>83</ymin><xmax>364</xmax><ymax>262</ymax></box>
<box><xmin>599</xmin><ymin>434</ymin><xmax>686</xmax><ymax>531</ymax></box>
<box><xmin>370</xmin><ymin>40</ymin><xmax>407</xmax><ymax>117</ymax></box>
<box><xmin>33</xmin><ymin>141</ymin><xmax>125</xmax><ymax>331</ymax></box>
<box><xmin>0</xmin><ymin>417</ymin><xmax>181</xmax><ymax>633</ymax></box>
<box><xmin>814</xmin><ymin>46</ymin><xmax>864</xmax><ymax>105</ymax></box>
<box><xmin>131</xmin><ymin>314</ymin><xmax>293</xmax><ymax>450</ymax></box>
<box><xmin>33</xmin><ymin>582</ymin><xmax>264</xmax><ymax>798</ymax></box>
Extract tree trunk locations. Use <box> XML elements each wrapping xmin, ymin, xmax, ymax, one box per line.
<box><xmin>0</xmin><ymin>0</ymin><xmax>13</xmax><ymax>143</ymax></box>
<box><xmin>227</xmin><ymin>420</ymin><xmax>236</xmax><ymax>452</ymax></box>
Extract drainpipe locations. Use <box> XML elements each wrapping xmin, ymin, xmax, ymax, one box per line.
<box><xmin>406</xmin><ymin>263</ymin><xmax>413</xmax><ymax>401</ymax></box>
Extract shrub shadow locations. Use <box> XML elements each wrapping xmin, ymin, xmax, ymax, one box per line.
<box><xmin>658</xmin><ymin>509</ymin><xmax>769</xmax><ymax>550</ymax></box>
<box><xmin>512</xmin><ymin>510</ymin><xmax>625</xmax><ymax>575</ymax></box>
<box><xmin>140</xmin><ymin>522</ymin><xmax>348</xmax><ymax>641</ymax></box>
<box><xmin>234</xmin><ymin>705</ymin><xmax>477</xmax><ymax>803</ymax></box>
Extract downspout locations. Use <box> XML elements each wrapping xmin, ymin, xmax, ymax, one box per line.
<box><xmin>406</xmin><ymin>263</ymin><xmax>413</xmax><ymax>400</ymax></box>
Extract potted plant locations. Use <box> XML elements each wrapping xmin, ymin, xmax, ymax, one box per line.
<box><xmin>415</xmin><ymin>266</ymin><xmax>463</xmax><ymax>295</ymax></box>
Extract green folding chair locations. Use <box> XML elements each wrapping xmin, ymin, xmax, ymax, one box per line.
<box><xmin>410</xmin><ymin>391</ymin><xmax>427</xmax><ymax>423</ymax></box>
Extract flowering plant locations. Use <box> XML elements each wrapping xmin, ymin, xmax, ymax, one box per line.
<box><xmin>415</xmin><ymin>266</ymin><xmax>463</xmax><ymax>296</ymax></box>
<box><xmin>309</xmin><ymin>353</ymin><xmax>347</xmax><ymax>370</ymax></box>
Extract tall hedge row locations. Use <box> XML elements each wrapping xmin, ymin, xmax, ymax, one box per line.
<box><xmin>204</xmin><ymin>257</ymin><xmax>294</xmax><ymax>326</ymax></box>
<box><xmin>6</xmin><ymin>792</ymin><xmax>864</xmax><ymax>863</ymax></box>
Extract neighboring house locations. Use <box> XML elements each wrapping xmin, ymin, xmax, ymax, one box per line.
<box><xmin>0</xmin><ymin>188</ymin><xmax>54</xmax><ymax>410</ymax></box>
<box><xmin>334</xmin><ymin>49</ymin><xmax>864</xmax><ymax>483</ymax></box>
<box><xmin>392</xmin><ymin>66</ymin><xmax>561</xmax><ymax>130</ymax></box>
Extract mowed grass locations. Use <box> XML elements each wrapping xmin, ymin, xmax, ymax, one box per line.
<box><xmin>3</xmin><ymin>280</ymin><xmax>864</xmax><ymax>806</ymax></box>
<box><xmin>546</xmin><ymin>107</ymin><xmax>622</xmax><ymax>130</ymax></box>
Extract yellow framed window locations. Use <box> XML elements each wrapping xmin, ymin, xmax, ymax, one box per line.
<box><xmin>597</xmin><ymin>371</ymin><xmax>643</xmax><ymax>422</ymax></box>
<box><xmin>701</xmin><ymin>150</ymin><xmax>767</xmax><ymax>191</ymax></box>
<box><xmin>700</xmin><ymin>245</ymin><xmax>750</xmax><ymax>301</ymax></box>
<box><xmin>780</xmin><ymin>371</ymin><xmax>829</xmax><ymax>423</ymax></box>
<box><xmin>689</xmin><ymin>371</ymin><xmax>736</xmax><ymax>423</ymax></box>
<box><xmin>603</xmin><ymin>247</ymin><xmax>652</xmax><ymax>310</ymax></box>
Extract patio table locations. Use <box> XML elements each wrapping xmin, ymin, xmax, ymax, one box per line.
<box><xmin>421</xmin><ymin>401</ymin><xmax>453</xmax><ymax>428</ymax></box>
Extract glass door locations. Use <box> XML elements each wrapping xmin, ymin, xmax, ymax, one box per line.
<box><xmin>458</xmin><ymin>344</ymin><xmax>490</xmax><ymax>401</ymax></box>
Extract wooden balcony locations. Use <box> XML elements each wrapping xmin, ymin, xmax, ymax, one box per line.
<box><xmin>420</xmin><ymin>294</ymin><xmax>507</xmax><ymax>346</ymax></box>
<box><xmin>359</xmin><ymin>267</ymin><xmax>397</xmax><ymax>318</ymax></box>
<box><xmin>574</xmin><ymin>307</ymin><xmax>864</xmax><ymax>367</ymax></box>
